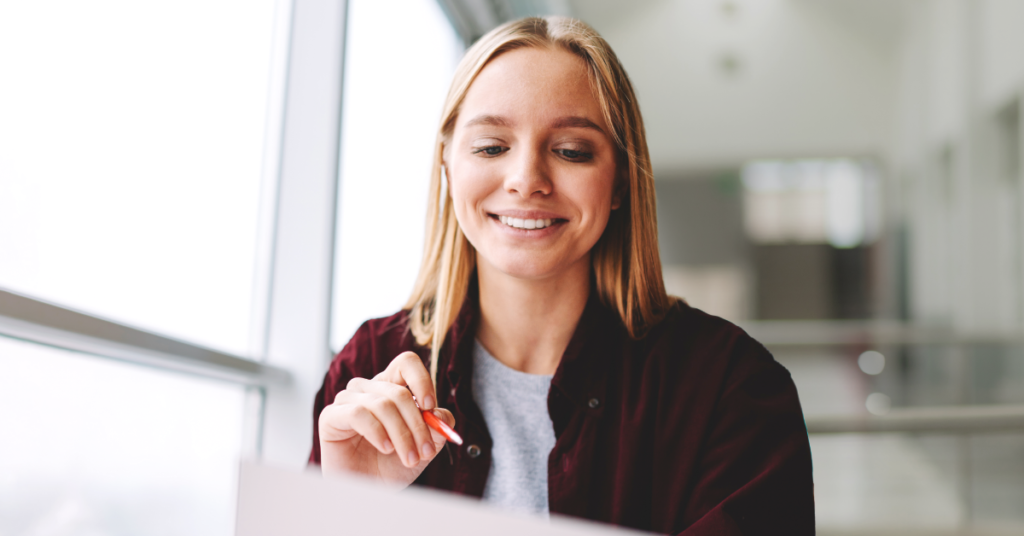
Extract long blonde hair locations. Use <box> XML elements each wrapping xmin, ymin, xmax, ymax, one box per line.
<box><xmin>404</xmin><ymin>16</ymin><xmax>671</xmax><ymax>385</ymax></box>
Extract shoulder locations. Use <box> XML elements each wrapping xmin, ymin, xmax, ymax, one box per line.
<box><xmin>638</xmin><ymin>300</ymin><xmax>771</xmax><ymax>364</ymax></box>
<box><xmin>329</xmin><ymin>309</ymin><xmax>425</xmax><ymax>380</ymax></box>
<box><xmin>629</xmin><ymin>304</ymin><xmax>812</xmax><ymax>531</ymax></box>
<box><xmin>630</xmin><ymin>300</ymin><xmax>794</xmax><ymax>401</ymax></box>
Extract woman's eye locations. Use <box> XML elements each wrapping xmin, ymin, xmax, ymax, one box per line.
<box><xmin>556</xmin><ymin>148</ymin><xmax>593</xmax><ymax>161</ymax></box>
<box><xmin>473</xmin><ymin>146</ymin><xmax>506</xmax><ymax>157</ymax></box>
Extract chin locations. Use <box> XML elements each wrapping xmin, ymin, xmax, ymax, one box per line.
<box><xmin>483</xmin><ymin>251</ymin><xmax>583</xmax><ymax>282</ymax></box>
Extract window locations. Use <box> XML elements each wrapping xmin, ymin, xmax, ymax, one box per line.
<box><xmin>0</xmin><ymin>337</ymin><xmax>245</xmax><ymax>535</ymax></box>
<box><xmin>0</xmin><ymin>1</ymin><xmax>287</xmax><ymax>534</ymax></box>
<box><xmin>742</xmin><ymin>159</ymin><xmax>881</xmax><ymax>248</ymax></box>
<box><xmin>0</xmin><ymin>0</ymin><xmax>281</xmax><ymax>357</ymax></box>
<box><xmin>331</xmin><ymin>0</ymin><xmax>462</xmax><ymax>350</ymax></box>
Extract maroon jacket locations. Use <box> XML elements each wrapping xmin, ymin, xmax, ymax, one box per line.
<box><xmin>310</xmin><ymin>293</ymin><xmax>815</xmax><ymax>535</ymax></box>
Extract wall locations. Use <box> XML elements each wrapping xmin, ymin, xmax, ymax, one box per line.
<box><xmin>655</xmin><ymin>173</ymin><xmax>752</xmax><ymax>321</ymax></box>
<box><xmin>895</xmin><ymin>0</ymin><xmax>1024</xmax><ymax>334</ymax></box>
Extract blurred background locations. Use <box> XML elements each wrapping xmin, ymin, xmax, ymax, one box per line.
<box><xmin>0</xmin><ymin>0</ymin><xmax>1022</xmax><ymax>534</ymax></box>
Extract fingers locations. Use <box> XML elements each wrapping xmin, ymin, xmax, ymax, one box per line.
<box><xmin>376</xmin><ymin>351</ymin><xmax>437</xmax><ymax>411</ymax></box>
<box><xmin>341</xmin><ymin>378</ymin><xmax>437</xmax><ymax>468</ymax></box>
<box><xmin>319</xmin><ymin>403</ymin><xmax>393</xmax><ymax>454</ymax></box>
<box><xmin>322</xmin><ymin>352</ymin><xmax>447</xmax><ymax>470</ymax></box>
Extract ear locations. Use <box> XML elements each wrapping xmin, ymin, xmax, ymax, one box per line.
<box><xmin>441</xmin><ymin>142</ymin><xmax>452</xmax><ymax>188</ymax></box>
<box><xmin>610</xmin><ymin>178</ymin><xmax>624</xmax><ymax>210</ymax></box>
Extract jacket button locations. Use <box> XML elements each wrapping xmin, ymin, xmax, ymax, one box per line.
<box><xmin>450</xmin><ymin>387</ymin><xmax>457</xmax><ymax>398</ymax></box>
<box><xmin>588</xmin><ymin>398</ymin><xmax>600</xmax><ymax>409</ymax></box>
<box><xmin>466</xmin><ymin>444</ymin><xmax>482</xmax><ymax>458</ymax></box>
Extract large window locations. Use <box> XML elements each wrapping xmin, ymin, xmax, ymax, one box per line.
<box><xmin>0</xmin><ymin>1</ymin><xmax>286</xmax><ymax>534</ymax></box>
<box><xmin>0</xmin><ymin>0</ymin><xmax>281</xmax><ymax>357</ymax></box>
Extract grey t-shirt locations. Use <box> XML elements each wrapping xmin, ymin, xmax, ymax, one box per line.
<box><xmin>471</xmin><ymin>339</ymin><xmax>557</xmax><ymax>517</ymax></box>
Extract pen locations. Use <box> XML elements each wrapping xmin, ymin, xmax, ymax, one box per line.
<box><xmin>422</xmin><ymin>409</ymin><xmax>463</xmax><ymax>446</ymax></box>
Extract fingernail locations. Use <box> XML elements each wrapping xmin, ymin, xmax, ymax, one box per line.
<box><xmin>422</xmin><ymin>395</ymin><xmax>435</xmax><ymax>409</ymax></box>
<box><xmin>383</xmin><ymin>439</ymin><xmax>393</xmax><ymax>452</ymax></box>
<box><xmin>421</xmin><ymin>442</ymin><xmax>435</xmax><ymax>459</ymax></box>
<box><xmin>407</xmin><ymin>450</ymin><xmax>420</xmax><ymax>466</ymax></box>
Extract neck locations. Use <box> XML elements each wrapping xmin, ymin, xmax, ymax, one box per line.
<box><xmin>475</xmin><ymin>256</ymin><xmax>591</xmax><ymax>375</ymax></box>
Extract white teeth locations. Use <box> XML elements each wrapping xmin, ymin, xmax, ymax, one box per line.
<box><xmin>497</xmin><ymin>216</ymin><xmax>556</xmax><ymax>230</ymax></box>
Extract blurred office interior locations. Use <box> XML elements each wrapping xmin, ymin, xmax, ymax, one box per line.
<box><xmin>0</xmin><ymin>0</ymin><xmax>1022</xmax><ymax>534</ymax></box>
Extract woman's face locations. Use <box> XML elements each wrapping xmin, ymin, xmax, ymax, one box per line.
<box><xmin>446</xmin><ymin>46</ymin><xmax>620</xmax><ymax>282</ymax></box>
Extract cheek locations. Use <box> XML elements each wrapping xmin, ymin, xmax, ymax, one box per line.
<box><xmin>448</xmin><ymin>163</ymin><xmax>491</xmax><ymax>226</ymax></box>
<box><xmin>582</xmin><ymin>175</ymin><xmax>617</xmax><ymax>220</ymax></box>
<box><xmin>580</xmin><ymin>177</ymin><xmax>619</xmax><ymax>241</ymax></box>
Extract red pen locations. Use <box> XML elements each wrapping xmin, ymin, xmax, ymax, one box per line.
<box><xmin>422</xmin><ymin>409</ymin><xmax>463</xmax><ymax>446</ymax></box>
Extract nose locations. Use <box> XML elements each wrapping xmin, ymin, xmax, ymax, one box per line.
<box><xmin>503</xmin><ymin>146</ymin><xmax>552</xmax><ymax>198</ymax></box>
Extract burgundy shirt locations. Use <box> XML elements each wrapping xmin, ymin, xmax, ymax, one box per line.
<box><xmin>310</xmin><ymin>294</ymin><xmax>815</xmax><ymax>534</ymax></box>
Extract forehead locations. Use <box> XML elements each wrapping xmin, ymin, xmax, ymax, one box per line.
<box><xmin>458</xmin><ymin>46</ymin><xmax>605</xmax><ymax>129</ymax></box>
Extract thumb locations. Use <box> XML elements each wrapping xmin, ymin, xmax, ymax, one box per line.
<box><xmin>433</xmin><ymin>408</ymin><xmax>455</xmax><ymax>428</ymax></box>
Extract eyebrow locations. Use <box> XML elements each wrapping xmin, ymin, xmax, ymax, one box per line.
<box><xmin>463</xmin><ymin>114</ymin><xmax>512</xmax><ymax>128</ymax></box>
<box><xmin>463</xmin><ymin>114</ymin><xmax>606</xmax><ymax>134</ymax></box>
<box><xmin>551</xmin><ymin>116</ymin><xmax>606</xmax><ymax>134</ymax></box>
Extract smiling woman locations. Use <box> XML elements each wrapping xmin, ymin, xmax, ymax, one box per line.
<box><xmin>311</xmin><ymin>16</ymin><xmax>814</xmax><ymax>535</ymax></box>
<box><xmin>446</xmin><ymin>45</ymin><xmax>625</xmax><ymax>376</ymax></box>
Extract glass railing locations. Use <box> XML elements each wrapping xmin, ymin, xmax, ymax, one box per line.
<box><xmin>741</xmin><ymin>320</ymin><xmax>1024</xmax><ymax>535</ymax></box>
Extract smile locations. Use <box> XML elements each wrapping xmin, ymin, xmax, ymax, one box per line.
<box><xmin>498</xmin><ymin>215</ymin><xmax>556</xmax><ymax>230</ymax></box>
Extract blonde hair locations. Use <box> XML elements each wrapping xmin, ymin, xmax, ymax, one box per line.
<box><xmin>404</xmin><ymin>16</ymin><xmax>671</xmax><ymax>385</ymax></box>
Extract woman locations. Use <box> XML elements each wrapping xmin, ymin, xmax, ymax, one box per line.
<box><xmin>311</xmin><ymin>16</ymin><xmax>814</xmax><ymax>534</ymax></box>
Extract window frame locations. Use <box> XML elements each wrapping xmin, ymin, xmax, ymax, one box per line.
<box><xmin>0</xmin><ymin>0</ymin><xmax>348</xmax><ymax>467</ymax></box>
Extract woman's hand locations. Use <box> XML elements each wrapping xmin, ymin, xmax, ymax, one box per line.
<box><xmin>317</xmin><ymin>351</ymin><xmax>456</xmax><ymax>486</ymax></box>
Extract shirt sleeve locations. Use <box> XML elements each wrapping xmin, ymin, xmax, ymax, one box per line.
<box><xmin>677</xmin><ymin>336</ymin><xmax>815</xmax><ymax>535</ymax></box>
<box><xmin>307</xmin><ymin>320</ymin><xmax>378</xmax><ymax>466</ymax></box>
